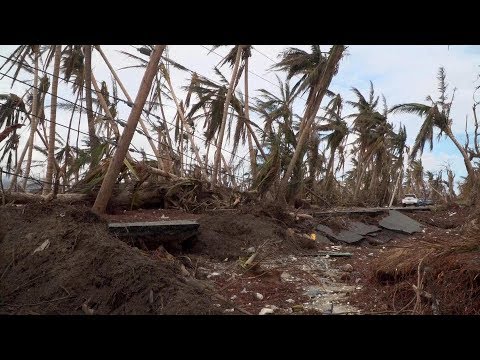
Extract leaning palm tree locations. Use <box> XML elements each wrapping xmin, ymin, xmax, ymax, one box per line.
<box><xmin>272</xmin><ymin>45</ymin><xmax>346</xmax><ymax>204</ymax></box>
<box><xmin>208</xmin><ymin>45</ymin><xmax>247</xmax><ymax>185</ymax></box>
<box><xmin>390</xmin><ymin>67</ymin><xmax>475</xmax><ymax>180</ymax></box>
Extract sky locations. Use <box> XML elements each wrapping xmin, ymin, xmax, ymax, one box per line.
<box><xmin>1</xmin><ymin>45</ymin><xmax>479</xmax><ymax>187</ymax></box>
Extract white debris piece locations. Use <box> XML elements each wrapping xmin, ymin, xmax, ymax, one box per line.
<box><xmin>255</xmin><ymin>293</ymin><xmax>264</xmax><ymax>300</ymax></box>
<box><xmin>285</xmin><ymin>299</ymin><xmax>295</xmax><ymax>303</ymax></box>
<box><xmin>246</xmin><ymin>247</ymin><xmax>256</xmax><ymax>254</ymax></box>
<box><xmin>207</xmin><ymin>272</ymin><xmax>221</xmax><ymax>279</ymax></box>
<box><xmin>33</xmin><ymin>240</ymin><xmax>50</xmax><ymax>254</ymax></box>
<box><xmin>259</xmin><ymin>308</ymin><xmax>274</xmax><ymax>315</ymax></box>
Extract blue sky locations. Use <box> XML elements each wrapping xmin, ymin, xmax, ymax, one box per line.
<box><xmin>0</xmin><ymin>45</ymin><xmax>479</xmax><ymax>186</ymax></box>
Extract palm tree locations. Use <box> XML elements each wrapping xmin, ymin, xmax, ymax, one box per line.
<box><xmin>43</xmin><ymin>45</ymin><xmax>61</xmax><ymax>194</ymax></box>
<box><xmin>273</xmin><ymin>45</ymin><xmax>346</xmax><ymax>204</ymax></box>
<box><xmin>0</xmin><ymin>94</ymin><xmax>26</xmax><ymax>172</ymax></box>
<box><xmin>390</xmin><ymin>67</ymin><xmax>475</xmax><ymax>180</ymax></box>
<box><xmin>209</xmin><ymin>45</ymin><xmax>245</xmax><ymax>185</ymax></box>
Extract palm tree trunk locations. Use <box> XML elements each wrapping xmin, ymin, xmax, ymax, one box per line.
<box><xmin>244</xmin><ymin>58</ymin><xmax>257</xmax><ymax>180</ymax></box>
<box><xmin>446</xmin><ymin>128</ymin><xmax>475</xmax><ymax>179</ymax></box>
<box><xmin>84</xmin><ymin>45</ymin><xmax>98</xmax><ymax>151</ymax></box>
<box><xmin>325</xmin><ymin>147</ymin><xmax>336</xmax><ymax>189</ymax></box>
<box><xmin>212</xmin><ymin>46</ymin><xmax>243</xmax><ymax>185</ymax></box>
<box><xmin>63</xmin><ymin>91</ymin><xmax>81</xmax><ymax>189</ymax></box>
<box><xmin>389</xmin><ymin>163</ymin><xmax>403</xmax><ymax>207</ymax></box>
<box><xmin>277</xmin><ymin>45</ymin><xmax>345</xmax><ymax>203</ymax></box>
<box><xmin>92</xmin><ymin>45</ymin><xmax>165</xmax><ymax>215</ymax></box>
<box><xmin>163</xmin><ymin>69</ymin><xmax>206</xmax><ymax>177</ymax></box>
<box><xmin>43</xmin><ymin>45</ymin><xmax>61</xmax><ymax>195</ymax></box>
<box><xmin>9</xmin><ymin>47</ymin><xmax>40</xmax><ymax>192</ymax></box>
<box><xmin>74</xmin><ymin>94</ymin><xmax>83</xmax><ymax>184</ymax></box>
<box><xmin>95</xmin><ymin>45</ymin><xmax>164</xmax><ymax>170</ymax></box>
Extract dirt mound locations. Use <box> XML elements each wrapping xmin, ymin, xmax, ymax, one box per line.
<box><xmin>0</xmin><ymin>204</ymin><xmax>224</xmax><ymax>315</ymax></box>
<box><xmin>192</xmin><ymin>210</ymin><xmax>306</xmax><ymax>260</ymax></box>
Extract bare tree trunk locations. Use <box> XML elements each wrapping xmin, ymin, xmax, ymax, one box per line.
<box><xmin>163</xmin><ymin>68</ymin><xmax>206</xmax><ymax>177</ymax></box>
<box><xmin>84</xmin><ymin>45</ymin><xmax>98</xmax><ymax>151</ymax></box>
<box><xmin>95</xmin><ymin>45</ymin><xmax>164</xmax><ymax>170</ymax></box>
<box><xmin>244</xmin><ymin>57</ymin><xmax>256</xmax><ymax>180</ymax></box>
<box><xmin>212</xmin><ymin>46</ymin><xmax>243</xmax><ymax>185</ymax></box>
<box><xmin>75</xmin><ymin>94</ymin><xmax>83</xmax><ymax>184</ymax></box>
<box><xmin>277</xmin><ymin>45</ymin><xmax>345</xmax><ymax>203</ymax></box>
<box><xmin>10</xmin><ymin>46</ymin><xmax>40</xmax><ymax>191</ymax></box>
<box><xmin>389</xmin><ymin>163</ymin><xmax>403</xmax><ymax>207</ymax></box>
<box><xmin>63</xmin><ymin>91</ymin><xmax>81</xmax><ymax>190</ymax></box>
<box><xmin>446</xmin><ymin>128</ymin><xmax>475</xmax><ymax>179</ymax></box>
<box><xmin>92</xmin><ymin>45</ymin><xmax>165</xmax><ymax>215</ymax></box>
<box><xmin>43</xmin><ymin>45</ymin><xmax>61</xmax><ymax>194</ymax></box>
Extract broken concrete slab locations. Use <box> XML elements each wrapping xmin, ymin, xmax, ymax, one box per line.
<box><xmin>348</xmin><ymin>221</ymin><xmax>381</xmax><ymax>236</ymax></box>
<box><xmin>316</xmin><ymin>224</ymin><xmax>364</xmax><ymax>244</ymax></box>
<box><xmin>378</xmin><ymin>210</ymin><xmax>422</xmax><ymax>234</ymax></box>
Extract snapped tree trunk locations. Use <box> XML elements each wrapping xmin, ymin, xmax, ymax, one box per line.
<box><xmin>446</xmin><ymin>128</ymin><xmax>475</xmax><ymax>179</ymax></box>
<box><xmin>212</xmin><ymin>46</ymin><xmax>243</xmax><ymax>185</ymax></box>
<box><xmin>43</xmin><ymin>45</ymin><xmax>61</xmax><ymax>194</ymax></box>
<box><xmin>277</xmin><ymin>45</ymin><xmax>345</xmax><ymax>203</ymax></box>
<box><xmin>92</xmin><ymin>45</ymin><xmax>165</xmax><ymax>215</ymax></box>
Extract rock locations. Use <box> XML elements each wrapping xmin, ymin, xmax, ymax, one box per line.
<box><xmin>255</xmin><ymin>292</ymin><xmax>264</xmax><ymax>300</ymax></box>
<box><xmin>292</xmin><ymin>304</ymin><xmax>304</xmax><ymax>312</ymax></box>
<box><xmin>368</xmin><ymin>253</ymin><xmax>374</xmax><ymax>256</ymax></box>
<box><xmin>224</xmin><ymin>308</ymin><xmax>235</xmax><ymax>313</ymax></box>
<box><xmin>246</xmin><ymin>247</ymin><xmax>256</xmax><ymax>254</ymax></box>
<box><xmin>285</xmin><ymin>298</ymin><xmax>295</xmax><ymax>303</ymax></box>
<box><xmin>259</xmin><ymin>308</ymin><xmax>274</xmax><ymax>315</ymax></box>
<box><xmin>280</xmin><ymin>272</ymin><xmax>292</xmax><ymax>281</ymax></box>
<box><xmin>240</xmin><ymin>288</ymin><xmax>248</xmax><ymax>294</ymax></box>
<box><xmin>230</xmin><ymin>295</ymin><xmax>237</xmax><ymax>300</ymax></box>
<box><xmin>340</xmin><ymin>264</ymin><xmax>354</xmax><ymax>272</ymax></box>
